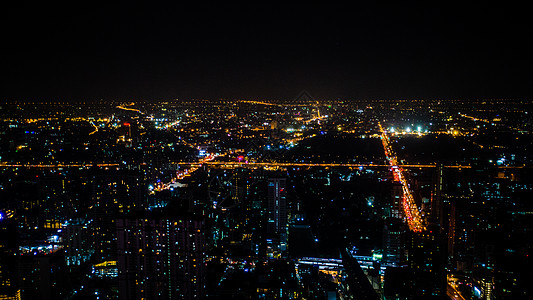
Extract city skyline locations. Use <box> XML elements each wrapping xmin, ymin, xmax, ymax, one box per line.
<box><xmin>1</xmin><ymin>3</ymin><xmax>532</xmax><ymax>300</ymax></box>
<box><xmin>1</xmin><ymin>98</ymin><xmax>532</xmax><ymax>299</ymax></box>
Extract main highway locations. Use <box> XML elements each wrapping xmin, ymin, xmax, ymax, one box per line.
<box><xmin>379</xmin><ymin>122</ymin><xmax>426</xmax><ymax>232</ymax></box>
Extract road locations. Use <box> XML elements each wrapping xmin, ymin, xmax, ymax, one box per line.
<box><xmin>447</xmin><ymin>283</ymin><xmax>466</xmax><ymax>300</ymax></box>
<box><xmin>379</xmin><ymin>122</ymin><xmax>426</xmax><ymax>232</ymax></box>
<box><xmin>116</xmin><ymin>102</ymin><xmax>143</xmax><ymax>114</ymax></box>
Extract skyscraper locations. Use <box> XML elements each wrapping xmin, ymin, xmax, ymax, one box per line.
<box><xmin>391</xmin><ymin>183</ymin><xmax>403</xmax><ymax>219</ymax></box>
<box><xmin>267</xmin><ymin>178</ymin><xmax>287</xmax><ymax>256</ymax></box>
<box><xmin>383</xmin><ymin>217</ymin><xmax>405</xmax><ymax>267</ymax></box>
<box><xmin>117</xmin><ymin>212</ymin><xmax>206</xmax><ymax>300</ymax></box>
<box><xmin>91</xmin><ymin>172</ymin><xmax>144</xmax><ymax>262</ymax></box>
<box><xmin>0</xmin><ymin>217</ymin><xmax>19</xmax><ymax>300</ymax></box>
<box><xmin>406</xmin><ymin>228</ymin><xmax>447</xmax><ymax>299</ymax></box>
<box><xmin>18</xmin><ymin>246</ymin><xmax>67</xmax><ymax>300</ymax></box>
<box><xmin>63</xmin><ymin>218</ymin><xmax>93</xmax><ymax>268</ymax></box>
<box><xmin>267</xmin><ymin>178</ymin><xmax>287</xmax><ymax>234</ymax></box>
<box><xmin>431</xmin><ymin>164</ymin><xmax>444</xmax><ymax>230</ymax></box>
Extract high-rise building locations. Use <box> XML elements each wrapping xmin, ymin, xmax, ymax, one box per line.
<box><xmin>18</xmin><ymin>246</ymin><xmax>66</xmax><ymax>300</ymax></box>
<box><xmin>447</xmin><ymin>202</ymin><xmax>456</xmax><ymax>265</ymax></box>
<box><xmin>0</xmin><ymin>217</ymin><xmax>19</xmax><ymax>300</ymax></box>
<box><xmin>406</xmin><ymin>228</ymin><xmax>447</xmax><ymax>299</ymax></box>
<box><xmin>90</xmin><ymin>172</ymin><xmax>144</xmax><ymax>261</ymax></box>
<box><xmin>267</xmin><ymin>178</ymin><xmax>287</xmax><ymax>255</ymax></box>
<box><xmin>383</xmin><ymin>217</ymin><xmax>405</xmax><ymax>267</ymax></box>
<box><xmin>430</xmin><ymin>164</ymin><xmax>444</xmax><ymax>230</ymax></box>
<box><xmin>38</xmin><ymin>175</ymin><xmax>71</xmax><ymax>230</ymax></box>
<box><xmin>391</xmin><ymin>183</ymin><xmax>403</xmax><ymax>219</ymax></box>
<box><xmin>267</xmin><ymin>178</ymin><xmax>287</xmax><ymax>234</ymax></box>
<box><xmin>117</xmin><ymin>212</ymin><xmax>206</xmax><ymax>300</ymax></box>
<box><xmin>63</xmin><ymin>218</ymin><xmax>94</xmax><ymax>268</ymax></box>
<box><xmin>385</xmin><ymin>229</ymin><xmax>447</xmax><ymax>300</ymax></box>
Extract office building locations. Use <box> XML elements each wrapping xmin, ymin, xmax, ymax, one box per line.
<box><xmin>117</xmin><ymin>213</ymin><xmax>206</xmax><ymax>300</ymax></box>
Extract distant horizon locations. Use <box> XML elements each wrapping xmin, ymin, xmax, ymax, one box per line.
<box><xmin>2</xmin><ymin>97</ymin><xmax>531</xmax><ymax>104</ymax></box>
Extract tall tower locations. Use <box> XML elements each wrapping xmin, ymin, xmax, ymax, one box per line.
<box><xmin>447</xmin><ymin>201</ymin><xmax>456</xmax><ymax>265</ymax></box>
<box><xmin>431</xmin><ymin>163</ymin><xmax>444</xmax><ymax>230</ymax></box>
<box><xmin>267</xmin><ymin>178</ymin><xmax>287</xmax><ymax>255</ymax></box>
<box><xmin>267</xmin><ymin>178</ymin><xmax>287</xmax><ymax>234</ymax></box>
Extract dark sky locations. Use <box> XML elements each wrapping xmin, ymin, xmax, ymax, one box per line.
<box><xmin>3</xmin><ymin>3</ymin><xmax>533</xmax><ymax>101</ymax></box>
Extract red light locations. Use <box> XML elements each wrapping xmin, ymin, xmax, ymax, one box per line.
<box><xmin>123</xmin><ymin>122</ymin><xmax>131</xmax><ymax>126</ymax></box>
<box><xmin>237</xmin><ymin>155</ymin><xmax>244</xmax><ymax>161</ymax></box>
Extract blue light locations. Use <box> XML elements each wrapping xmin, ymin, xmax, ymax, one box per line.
<box><xmin>474</xmin><ymin>286</ymin><xmax>481</xmax><ymax>297</ymax></box>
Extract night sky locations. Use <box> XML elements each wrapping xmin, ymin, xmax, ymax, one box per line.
<box><xmin>3</xmin><ymin>3</ymin><xmax>533</xmax><ymax>101</ymax></box>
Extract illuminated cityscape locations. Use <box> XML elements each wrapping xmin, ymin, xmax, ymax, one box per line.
<box><xmin>2</xmin><ymin>3</ymin><xmax>532</xmax><ymax>300</ymax></box>
<box><xmin>0</xmin><ymin>98</ymin><xmax>531</xmax><ymax>299</ymax></box>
